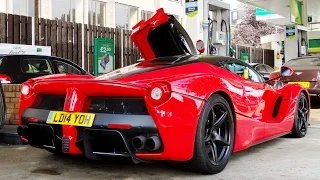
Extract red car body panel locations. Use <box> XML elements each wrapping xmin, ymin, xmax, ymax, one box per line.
<box><xmin>18</xmin><ymin>8</ymin><xmax>310</xmax><ymax>162</ymax></box>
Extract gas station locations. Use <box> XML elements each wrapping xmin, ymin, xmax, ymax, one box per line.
<box><xmin>1</xmin><ymin>0</ymin><xmax>320</xmax><ymax>179</ymax></box>
<box><xmin>185</xmin><ymin>0</ymin><xmax>231</xmax><ymax>57</ymax></box>
<box><xmin>185</xmin><ymin>0</ymin><xmax>318</xmax><ymax>69</ymax></box>
<box><xmin>239</xmin><ymin>0</ymin><xmax>312</xmax><ymax>69</ymax></box>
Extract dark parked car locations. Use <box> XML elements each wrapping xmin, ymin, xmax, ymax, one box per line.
<box><xmin>249</xmin><ymin>63</ymin><xmax>274</xmax><ymax>80</ymax></box>
<box><xmin>270</xmin><ymin>56</ymin><xmax>320</xmax><ymax>99</ymax></box>
<box><xmin>0</xmin><ymin>54</ymin><xmax>90</xmax><ymax>84</ymax></box>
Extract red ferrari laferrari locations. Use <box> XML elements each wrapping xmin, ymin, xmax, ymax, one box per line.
<box><xmin>17</xmin><ymin>8</ymin><xmax>310</xmax><ymax>174</ymax></box>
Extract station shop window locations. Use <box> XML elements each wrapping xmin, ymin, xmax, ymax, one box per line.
<box><xmin>115</xmin><ymin>3</ymin><xmax>138</xmax><ymax>30</ymax></box>
<box><xmin>88</xmin><ymin>0</ymin><xmax>108</xmax><ymax>26</ymax></box>
<box><xmin>141</xmin><ymin>10</ymin><xmax>154</xmax><ymax>21</ymax></box>
<box><xmin>5</xmin><ymin>0</ymin><xmax>35</xmax><ymax>17</ymax></box>
<box><xmin>50</xmin><ymin>0</ymin><xmax>78</xmax><ymax>22</ymax></box>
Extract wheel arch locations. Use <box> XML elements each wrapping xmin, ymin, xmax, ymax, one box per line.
<box><xmin>301</xmin><ymin>89</ymin><xmax>310</xmax><ymax>103</ymax></box>
<box><xmin>300</xmin><ymin>89</ymin><xmax>310</xmax><ymax>117</ymax></box>
<box><xmin>211</xmin><ymin>90</ymin><xmax>236</xmax><ymax>131</ymax></box>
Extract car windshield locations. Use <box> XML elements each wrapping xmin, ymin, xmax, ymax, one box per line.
<box><xmin>284</xmin><ymin>57</ymin><xmax>320</xmax><ymax>66</ymax></box>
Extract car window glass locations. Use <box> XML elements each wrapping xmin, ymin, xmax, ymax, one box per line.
<box><xmin>53</xmin><ymin>60</ymin><xmax>82</xmax><ymax>75</ymax></box>
<box><xmin>224</xmin><ymin>62</ymin><xmax>246</xmax><ymax>77</ymax></box>
<box><xmin>247</xmin><ymin>67</ymin><xmax>264</xmax><ymax>82</ymax></box>
<box><xmin>224</xmin><ymin>62</ymin><xmax>264</xmax><ymax>83</ymax></box>
<box><xmin>264</xmin><ymin>65</ymin><xmax>274</xmax><ymax>72</ymax></box>
<box><xmin>21</xmin><ymin>58</ymin><xmax>53</xmax><ymax>74</ymax></box>
<box><xmin>256</xmin><ymin>65</ymin><xmax>267</xmax><ymax>72</ymax></box>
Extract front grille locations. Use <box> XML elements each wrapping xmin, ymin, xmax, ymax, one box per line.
<box><xmin>36</xmin><ymin>95</ymin><xmax>65</xmax><ymax>111</ymax></box>
<box><xmin>88</xmin><ymin>97</ymin><xmax>148</xmax><ymax>115</ymax></box>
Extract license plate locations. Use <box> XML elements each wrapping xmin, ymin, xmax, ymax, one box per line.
<box><xmin>288</xmin><ymin>81</ymin><xmax>310</xmax><ymax>88</ymax></box>
<box><xmin>46</xmin><ymin>111</ymin><xmax>95</xmax><ymax>127</ymax></box>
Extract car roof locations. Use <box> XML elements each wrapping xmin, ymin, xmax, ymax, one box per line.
<box><xmin>289</xmin><ymin>56</ymin><xmax>320</xmax><ymax>60</ymax></box>
<box><xmin>249</xmin><ymin>63</ymin><xmax>259</xmax><ymax>65</ymax></box>
<box><xmin>0</xmin><ymin>54</ymin><xmax>59</xmax><ymax>58</ymax></box>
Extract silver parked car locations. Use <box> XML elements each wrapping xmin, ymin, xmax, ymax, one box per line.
<box><xmin>249</xmin><ymin>63</ymin><xmax>275</xmax><ymax>80</ymax></box>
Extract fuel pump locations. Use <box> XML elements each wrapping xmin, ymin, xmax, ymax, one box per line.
<box><xmin>185</xmin><ymin>0</ymin><xmax>231</xmax><ymax>56</ymax></box>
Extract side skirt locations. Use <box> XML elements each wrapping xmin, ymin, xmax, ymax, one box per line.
<box><xmin>251</xmin><ymin>131</ymin><xmax>291</xmax><ymax>147</ymax></box>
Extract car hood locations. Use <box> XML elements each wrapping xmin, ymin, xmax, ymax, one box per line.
<box><xmin>130</xmin><ymin>8</ymin><xmax>197</xmax><ymax>61</ymax></box>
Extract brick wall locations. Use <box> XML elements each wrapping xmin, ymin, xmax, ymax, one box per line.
<box><xmin>3</xmin><ymin>84</ymin><xmax>21</xmax><ymax>125</ymax></box>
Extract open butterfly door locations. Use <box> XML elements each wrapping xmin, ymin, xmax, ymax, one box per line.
<box><xmin>130</xmin><ymin>8</ymin><xmax>197</xmax><ymax>61</ymax></box>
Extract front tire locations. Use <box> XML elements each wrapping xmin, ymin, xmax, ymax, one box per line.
<box><xmin>291</xmin><ymin>92</ymin><xmax>309</xmax><ymax>138</ymax></box>
<box><xmin>187</xmin><ymin>94</ymin><xmax>235</xmax><ymax>174</ymax></box>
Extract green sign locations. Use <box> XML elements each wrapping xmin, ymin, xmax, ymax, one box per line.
<box><xmin>308</xmin><ymin>16</ymin><xmax>312</xmax><ymax>23</ymax></box>
<box><xmin>308</xmin><ymin>39</ymin><xmax>320</xmax><ymax>53</ymax></box>
<box><xmin>290</xmin><ymin>0</ymin><xmax>303</xmax><ymax>25</ymax></box>
<box><xmin>94</xmin><ymin>38</ymin><xmax>115</xmax><ymax>76</ymax></box>
<box><xmin>240</xmin><ymin>52</ymin><xmax>250</xmax><ymax>62</ymax></box>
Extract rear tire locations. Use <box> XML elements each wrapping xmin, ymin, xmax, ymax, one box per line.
<box><xmin>290</xmin><ymin>92</ymin><xmax>309</xmax><ymax>138</ymax></box>
<box><xmin>186</xmin><ymin>94</ymin><xmax>235</xmax><ymax>174</ymax></box>
<box><xmin>0</xmin><ymin>83</ymin><xmax>6</xmax><ymax>129</ymax></box>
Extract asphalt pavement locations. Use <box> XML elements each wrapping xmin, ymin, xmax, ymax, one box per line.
<box><xmin>0</xmin><ymin>120</ymin><xmax>320</xmax><ymax>180</ymax></box>
<box><xmin>1</xmin><ymin>104</ymin><xmax>320</xmax><ymax>180</ymax></box>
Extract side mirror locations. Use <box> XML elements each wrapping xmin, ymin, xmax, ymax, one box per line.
<box><xmin>266</xmin><ymin>66</ymin><xmax>293</xmax><ymax>83</ymax></box>
<box><xmin>280</xmin><ymin>66</ymin><xmax>294</xmax><ymax>77</ymax></box>
<box><xmin>196</xmin><ymin>40</ymin><xmax>205</xmax><ymax>54</ymax></box>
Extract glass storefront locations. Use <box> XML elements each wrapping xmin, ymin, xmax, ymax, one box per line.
<box><xmin>88</xmin><ymin>0</ymin><xmax>108</xmax><ymax>26</ymax></box>
<box><xmin>115</xmin><ymin>3</ymin><xmax>138</xmax><ymax>29</ymax></box>
<box><xmin>5</xmin><ymin>0</ymin><xmax>35</xmax><ymax>17</ymax></box>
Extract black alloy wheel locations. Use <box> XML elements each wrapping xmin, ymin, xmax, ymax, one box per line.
<box><xmin>187</xmin><ymin>94</ymin><xmax>234</xmax><ymax>174</ymax></box>
<box><xmin>204</xmin><ymin>103</ymin><xmax>232</xmax><ymax>165</ymax></box>
<box><xmin>291</xmin><ymin>92</ymin><xmax>309</xmax><ymax>138</ymax></box>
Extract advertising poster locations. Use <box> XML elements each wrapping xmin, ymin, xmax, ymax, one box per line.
<box><xmin>94</xmin><ymin>38</ymin><xmax>115</xmax><ymax>75</ymax></box>
<box><xmin>286</xmin><ymin>25</ymin><xmax>296</xmax><ymax>39</ymax></box>
<box><xmin>185</xmin><ymin>0</ymin><xmax>198</xmax><ymax>17</ymax></box>
<box><xmin>240</xmin><ymin>52</ymin><xmax>250</xmax><ymax>63</ymax></box>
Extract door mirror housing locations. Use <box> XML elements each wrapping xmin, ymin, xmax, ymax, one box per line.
<box><xmin>196</xmin><ymin>40</ymin><xmax>205</xmax><ymax>54</ymax></box>
<box><xmin>266</xmin><ymin>66</ymin><xmax>293</xmax><ymax>83</ymax></box>
<box><xmin>280</xmin><ymin>66</ymin><xmax>294</xmax><ymax>77</ymax></box>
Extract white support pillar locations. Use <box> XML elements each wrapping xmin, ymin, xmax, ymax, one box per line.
<box><xmin>32</xmin><ymin>17</ymin><xmax>35</xmax><ymax>45</ymax></box>
<box><xmin>302</xmin><ymin>0</ymin><xmax>308</xmax><ymax>26</ymax></box>
<box><xmin>82</xmin><ymin>0</ymin><xmax>86</xmax><ymax>69</ymax></box>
